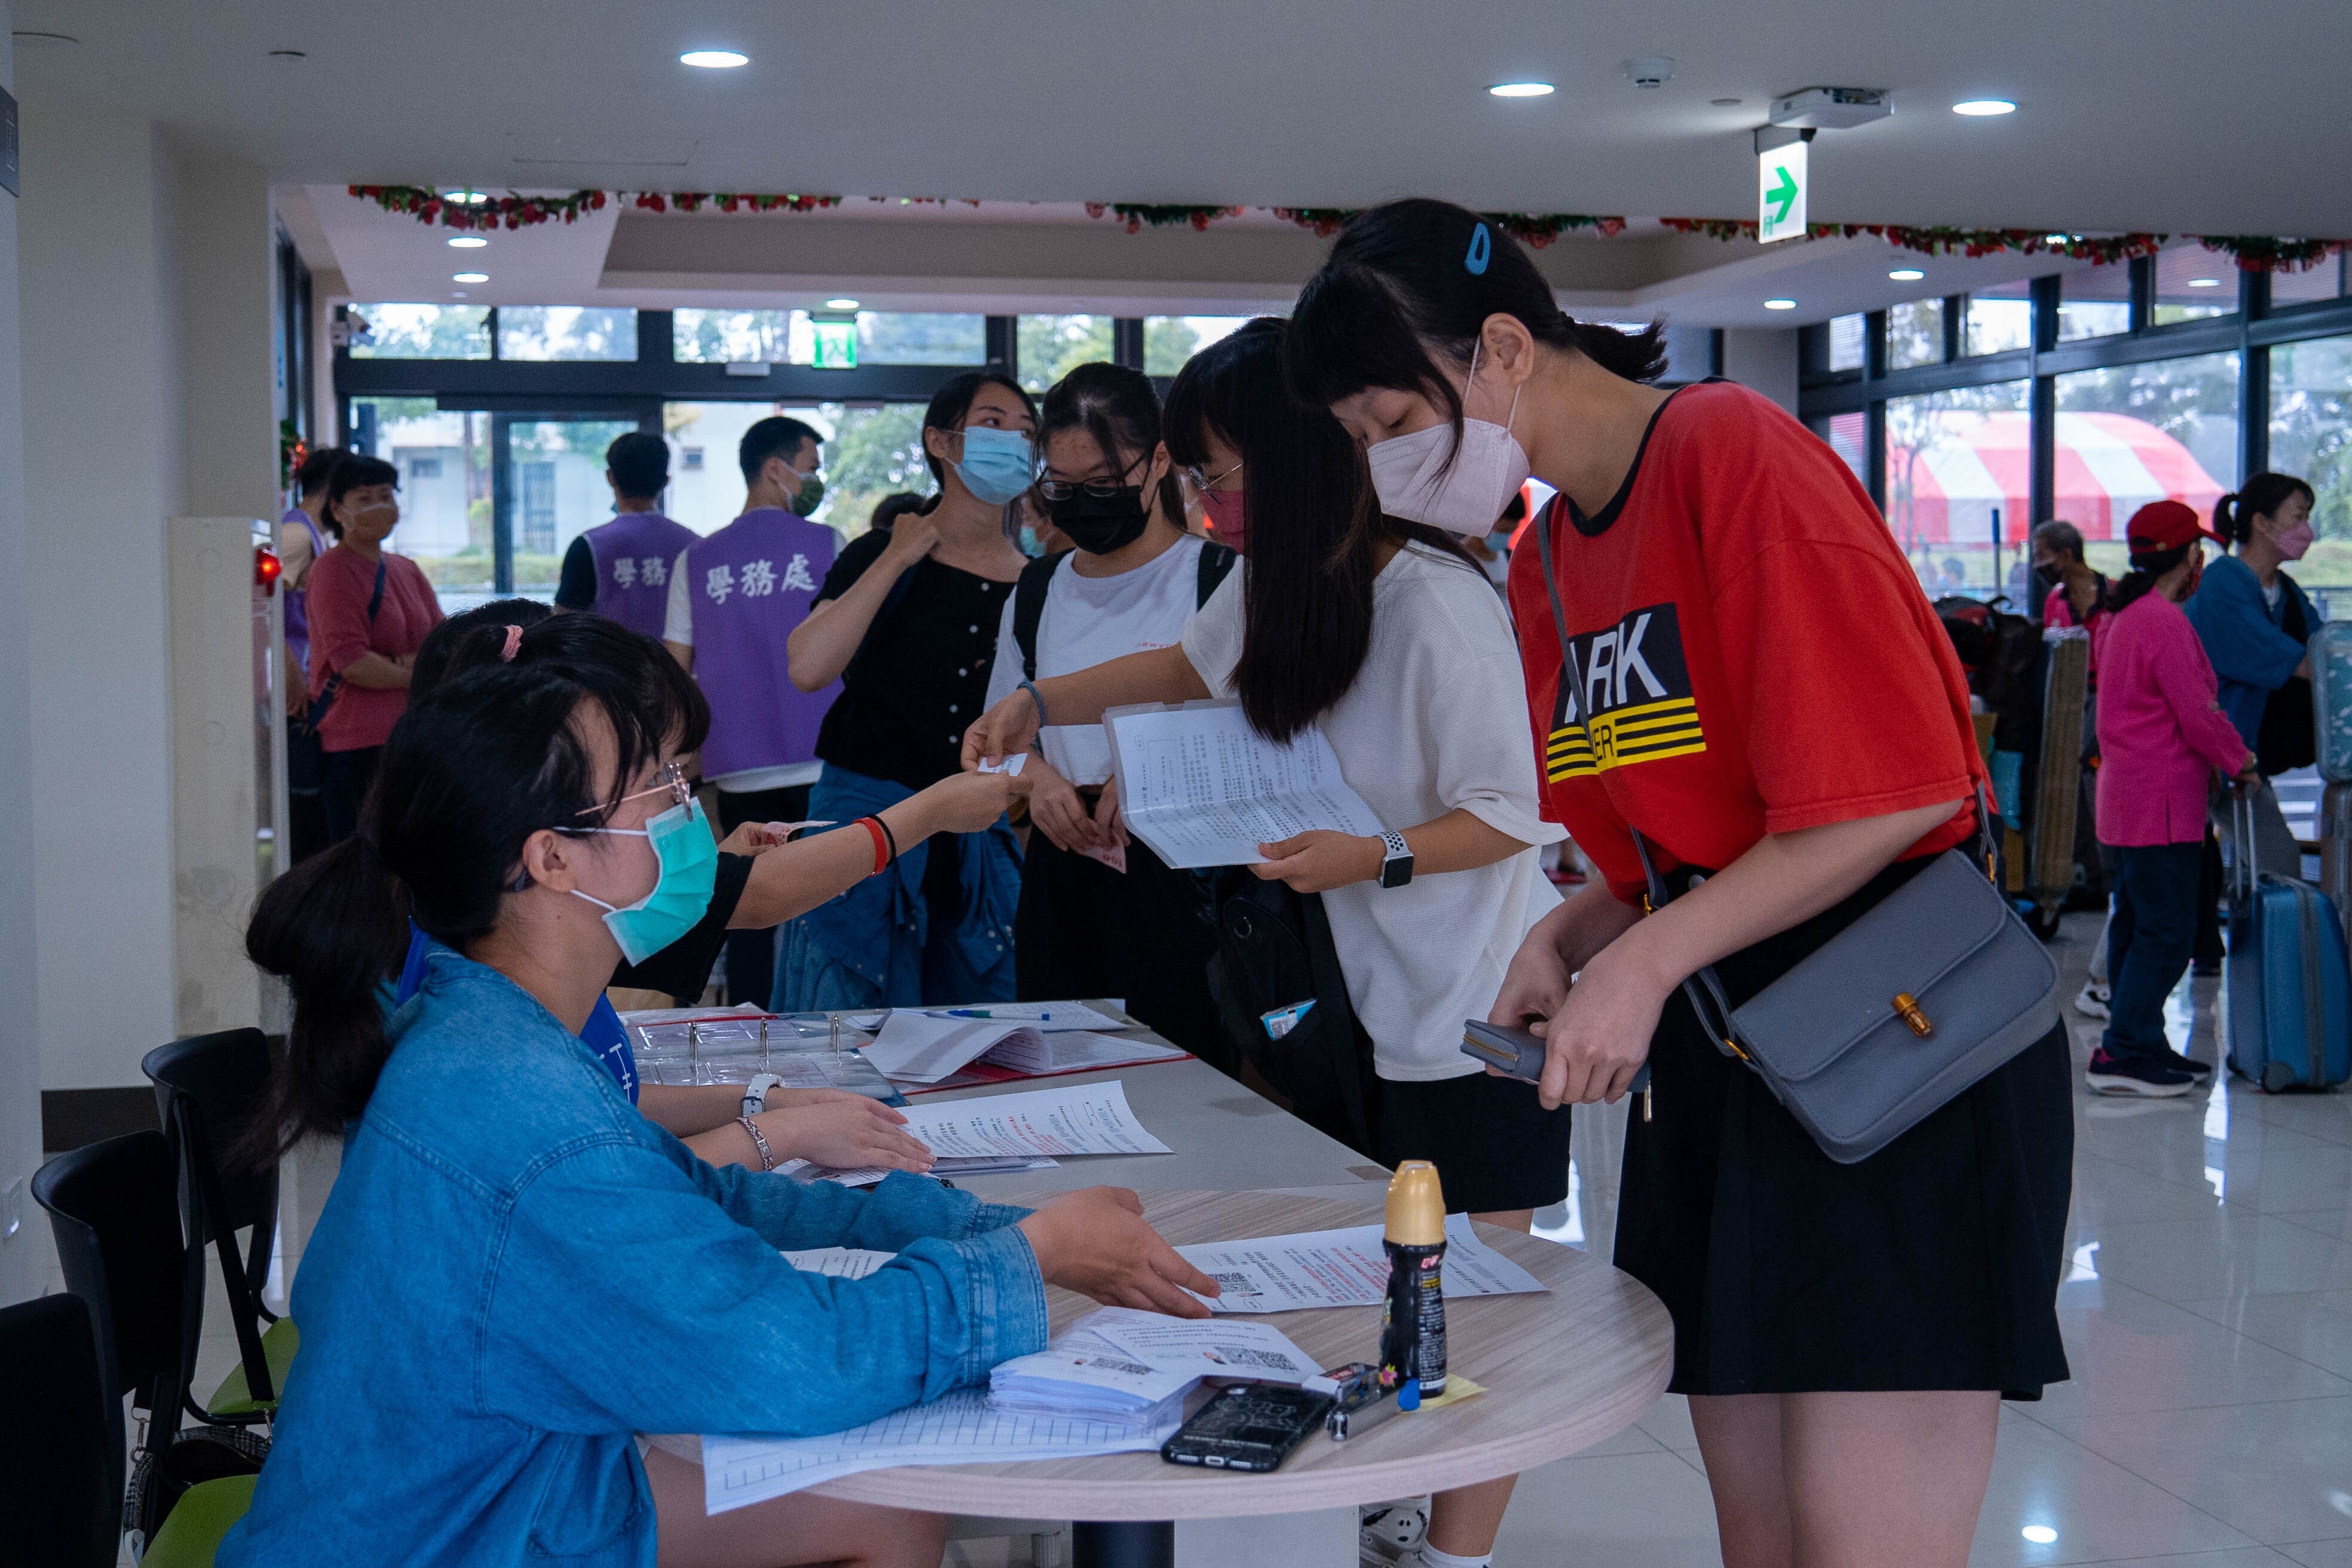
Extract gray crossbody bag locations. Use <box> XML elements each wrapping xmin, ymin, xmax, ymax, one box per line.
<box><xmin>1534</xmin><ymin>503</ymin><xmax>2060</xmax><ymax>1163</ymax></box>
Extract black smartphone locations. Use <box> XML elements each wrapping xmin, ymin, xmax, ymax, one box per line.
<box><xmin>1160</xmin><ymin>1383</ymin><xmax>1335</xmax><ymax>1472</ymax></box>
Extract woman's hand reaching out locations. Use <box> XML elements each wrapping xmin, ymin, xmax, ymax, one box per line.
<box><xmin>1016</xmin><ymin>1187</ymin><xmax>1221</xmax><ymax>1318</ymax></box>
<box><xmin>1023</xmin><ymin>757</ymin><xmax>1097</xmax><ymax>853</ymax></box>
<box><xmin>962</xmin><ymin>687</ymin><xmax>1046</xmax><ymax>774</ymax></box>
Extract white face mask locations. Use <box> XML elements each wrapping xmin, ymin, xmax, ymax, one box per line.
<box><xmin>1364</xmin><ymin>339</ymin><xmax>1531</xmax><ymax>535</ymax></box>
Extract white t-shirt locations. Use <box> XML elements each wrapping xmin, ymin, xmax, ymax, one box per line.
<box><xmin>1181</xmin><ymin>543</ymin><xmax>1564</xmax><ymax>1082</ymax></box>
<box><xmin>985</xmin><ymin>535</ymin><xmax>1209</xmax><ymax>786</ymax></box>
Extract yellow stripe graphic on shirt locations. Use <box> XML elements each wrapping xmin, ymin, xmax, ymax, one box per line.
<box><xmin>1550</xmin><ymin>696</ymin><xmax>1706</xmax><ymax>780</ymax></box>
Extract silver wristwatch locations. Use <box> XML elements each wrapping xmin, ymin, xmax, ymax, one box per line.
<box><xmin>1379</xmin><ymin>830</ymin><xmax>1415</xmax><ymax>889</ymax></box>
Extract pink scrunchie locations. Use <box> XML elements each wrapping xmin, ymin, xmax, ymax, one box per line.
<box><xmin>500</xmin><ymin>624</ymin><xmax>523</xmax><ymax>662</ymax></box>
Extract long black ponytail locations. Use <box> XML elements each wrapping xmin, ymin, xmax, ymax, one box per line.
<box><xmin>2108</xmin><ymin>544</ymin><xmax>2194</xmax><ymax>615</ymax></box>
<box><xmin>1284</xmin><ymin>198</ymin><xmax>1668</xmax><ymax>419</ymax></box>
<box><xmin>243</xmin><ymin>618</ymin><xmax>705</xmax><ymax>1159</ymax></box>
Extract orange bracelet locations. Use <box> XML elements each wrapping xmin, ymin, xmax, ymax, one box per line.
<box><xmin>856</xmin><ymin>816</ymin><xmax>890</xmax><ymax>875</ymax></box>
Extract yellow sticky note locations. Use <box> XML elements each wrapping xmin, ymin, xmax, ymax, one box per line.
<box><xmin>1416</xmin><ymin>1375</ymin><xmax>1487</xmax><ymax>1410</ymax></box>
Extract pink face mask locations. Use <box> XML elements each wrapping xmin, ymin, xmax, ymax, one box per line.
<box><xmin>2276</xmin><ymin>520</ymin><xmax>2314</xmax><ymax>561</ymax></box>
<box><xmin>1202</xmin><ymin>490</ymin><xmax>1247</xmax><ymax>555</ymax></box>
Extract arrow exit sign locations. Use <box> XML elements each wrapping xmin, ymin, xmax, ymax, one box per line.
<box><xmin>1757</xmin><ymin>139</ymin><xmax>1807</xmax><ymax>243</ymax></box>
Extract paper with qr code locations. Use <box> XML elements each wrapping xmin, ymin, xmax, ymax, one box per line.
<box><xmin>1079</xmin><ymin>1306</ymin><xmax>1317</xmax><ymax>1381</ymax></box>
<box><xmin>1174</xmin><ymin>1214</ymin><xmax>1546</xmax><ymax>1313</ymax></box>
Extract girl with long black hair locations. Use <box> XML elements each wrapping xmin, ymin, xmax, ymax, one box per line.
<box><xmin>1280</xmin><ymin>199</ymin><xmax>2072</xmax><ymax>1568</ymax></box>
<box><xmin>962</xmin><ymin>318</ymin><xmax>1562</xmax><ymax>1568</ymax></box>
<box><xmin>777</xmin><ymin>371</ymin><xmax>1038</xmax><ymax>1007</ymax></box>
<box><xmin>220</xmin><ymin>632</ymin><xmax>1215</xmax><ymax>1568</ymax></box>
<box><xmin>982</xmin><ymin>362</ymin><xmax>1237</xmax><ymax>1059</ymax></box>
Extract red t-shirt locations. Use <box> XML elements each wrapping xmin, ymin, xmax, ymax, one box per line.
<box><xmin>1506</xmin><ymin>382</ymin><xmax>1985</xmax><ymax>905</ymax></box>
<box><xmin>306</xmin><ymin>545</ymin><xmax>445</xmax><ymax>753</ymax></box>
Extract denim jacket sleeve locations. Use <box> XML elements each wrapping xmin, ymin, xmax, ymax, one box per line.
<box><xmin>474</xmin><ymin>1135</ymin><xmax>1050</xmax><ymax>1440</ymax></box>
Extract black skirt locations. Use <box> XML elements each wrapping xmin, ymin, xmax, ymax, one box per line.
<box><xmin>1614</xmin><ymin>858</ymin><xmax>2074</xmax><ymax>1400</ymax></box>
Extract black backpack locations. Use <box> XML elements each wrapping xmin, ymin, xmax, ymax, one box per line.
<box><xmin>1010</xmin><ymin>542</ymin><xmax>1239</xmax><ymax>679</ymax></box>
<box><xmin>1203</xmin><ymin>880</ymin><xmax>1379</xmax><ymax>1157</ymax></box>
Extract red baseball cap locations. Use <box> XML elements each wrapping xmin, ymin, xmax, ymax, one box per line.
<box><xmin>2126</xmin><ymin>498</ymin><xmax>2222</xmax><ymax>553</ymax></box>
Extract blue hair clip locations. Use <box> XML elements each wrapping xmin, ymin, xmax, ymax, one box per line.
<box><xmin>1465</xmin><ymin>222</ymin><xmax>1492</xmax><ymax>275</ymax></box>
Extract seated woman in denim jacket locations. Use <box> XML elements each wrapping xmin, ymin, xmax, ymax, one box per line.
<box><xmin>222</xmin><ymin>645</ymin><xmax>1218</xmax><ymax>1567</ymax></box>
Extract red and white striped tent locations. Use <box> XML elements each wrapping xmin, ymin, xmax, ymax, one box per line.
<box><xmin>1885</xmin><ymin>411</ymin><xmax>2225</xmax><ymax>544</ymax></box>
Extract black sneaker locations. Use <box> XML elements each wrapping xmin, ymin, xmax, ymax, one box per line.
<box><xmin>2160</xmin><ymin>1048</ymin><xmax>2216</xmax><ymax>1080</ymax></box>
<box><xmin>2086</xmin><ymin>1047</ymin><xmax>2198</xmax><ymax>1097</ymax></box>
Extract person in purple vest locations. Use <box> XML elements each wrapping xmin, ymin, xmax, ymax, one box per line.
<box><xmin>663</xmin><ymin>415</ymin><xmax>840</xmax><ymax>1007</ymax></box>
<box><xmin>281</xmin><ymin>445</ymin><xmax>347</xmax><ymax>865</ymax></box>
<box><xmin>553</xmin><ymin>431</ymin><xmax>700</xmax><ymax>640</ymax></box>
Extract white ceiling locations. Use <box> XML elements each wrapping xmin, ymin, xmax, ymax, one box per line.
<box><xmin>18</xmin><ymin>0</ymin><xmax>2345</xmax><ymax>325</ymax></box>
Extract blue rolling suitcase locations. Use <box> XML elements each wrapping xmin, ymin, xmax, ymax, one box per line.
<box><xmin>2226</xmin><ymin>798</ymin><xmax>2352</xmax><ymax>1091</ymax></box>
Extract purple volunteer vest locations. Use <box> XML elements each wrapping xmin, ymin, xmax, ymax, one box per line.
<box><xmin>686</xmin><ymin>509</ymin><xmax>840</xmax><ymax>779</ymax></box>
<box><xmin>281</xmin><ymin>506</ymin><xmax>329</xmax><ymax>674</ymax></box>
<box><xmin>584</xmin><ymin>512</ymin><xmax>700</xmax><ymax>641</ymax></box>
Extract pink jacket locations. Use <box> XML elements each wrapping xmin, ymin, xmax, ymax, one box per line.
<box><xmin>2095</xmin><ymin>590</ymin><xmax>2251</xmax><ymax>846</ymax></box>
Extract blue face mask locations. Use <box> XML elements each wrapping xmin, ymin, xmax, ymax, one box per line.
<box><xmin>954</xmin><ymin>426</ymin><xmax>1035</xmax><ymax>506</ymax></box>
<box><xmin>568</xmin><ymin>797</ymin><xmax>719</xmax><ymax>966</ymax></box>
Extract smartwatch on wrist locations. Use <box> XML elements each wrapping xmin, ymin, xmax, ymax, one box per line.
<box><xmin>1378</xmin><ymin>830</ymin><xmax>1415</xmax><ymax>889</ymax></box>
<box><xmin>742</xmin><ymin>1073</ymin><xmax>784</xmax><ymax>1118</ymax></box>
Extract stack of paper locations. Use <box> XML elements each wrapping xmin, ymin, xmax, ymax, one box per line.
<box><xmin>1176</xmin><ymin>1214</ymin><xmax>1548</xmax><ymax>1313</ymax></box>
<box><xmin>988</xmin><ymin>1307</ymin><xmax>1318</xmax><ymax>1428</ymax></box>
<box><xmin>896</xmin><ymin>1080</ymin><xmax>1172</xmax><ymax>1159</ymax></box>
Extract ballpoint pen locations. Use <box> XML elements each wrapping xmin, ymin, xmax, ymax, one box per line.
<box><xmin>923</xmin><ymin>1007</ymin><xmax>1051</xmax><ymax>1021</ymax></box>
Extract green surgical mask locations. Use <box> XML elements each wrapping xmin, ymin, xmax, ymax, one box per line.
<box><xmin>793</xmin><ymin>474</ymin><xmax>825</xmax><ymax>517</ymax></box>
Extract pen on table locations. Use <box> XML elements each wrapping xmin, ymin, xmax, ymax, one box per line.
<box><xmin>924</xmin><ymin>1007</ymin><xmax>1050</xmax><ymax>1021</ymax></box>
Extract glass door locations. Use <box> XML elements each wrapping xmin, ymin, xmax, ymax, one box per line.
<box><xmin>492</xmin><ymin>414</ymin><xmax>649</xmax><ymax>601</ymax></box>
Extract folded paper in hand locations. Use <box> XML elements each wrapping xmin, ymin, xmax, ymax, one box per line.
<box><xmin>1104</xmin><ymin>700</ymin><xmax>1383</xmax><ymax>869</ymax></box>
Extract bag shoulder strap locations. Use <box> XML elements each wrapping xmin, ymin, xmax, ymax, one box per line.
<box><xmin>366</xmin><ymin>558</ymin><xmax>387</xmax><ymax>622</ymax></box>
<box><xmin>1196</xmin><ymin>540</ymin><xmax>1239</xmax><ymax>607</ymax></box>
<box><xmin>1297</xmin><ymin>890</ymin><xmax>1375</xmax><ymax>1151</ymax></box>
<box><xmin>1012</xmin><ymin>550</ymin><xmax>1072</xmax><ymax>681</ymax></box>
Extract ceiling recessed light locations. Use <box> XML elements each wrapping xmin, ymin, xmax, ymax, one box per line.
<box><xmin>2020</xmin><ymin>1526</ymin><xmax>2059</xmax><ymax>1545</ymax></box>
<box><xmin>1488</xmin><ymin>81</ymin><xmax>1555</xmax><ymax>98</ymax></box>
<box><xmin>452</xmin><ymin>271</ymin><xmax>489</xmax><ymax>283</ymax></box>
<box><xmin>441</xmin><ymin>189</ymin><xmax>489</xmax><ymax>205</ymax></box>
<box><xmin>10</xmin><ymin>30</ymin><xmax>79</xmax><ymax>48</ymax></box>
<box><xmin>1889</xmin><ymin>268</ymin><xmax>1926</xmax><ymax>281</ymax></box>
<box><xmin>2187</xmin><ymin>277</ymin><xmax>2223</xmax><ymax>288</ymax></box>
<box><xmin>447</xmin><ymin>235</ymin><xmax>488</xmax><ymax>249</ymax></box>
<box><xmin>1952</xmin><ymin>99</ymin><xmax>2017</xmax><ymax>116</ymax></box>
<box><xmin>823</xmin><ymin>298</ymin><xmax>861</xmax><ymax>311</ymax></box>
<box><xmin>680</xmin><ymin>49</ymin><xmax>749</xmax><ymax>68</ymax></box>
<box><xmin>1711</xmin><ymin>97</ymin><xmax>1743</xmax><ymax>107</ymax></box>
<box><xmin>1764</xmin><ymin>298</ymin><xmax>1797</xmax><ymax>310</ymax></box>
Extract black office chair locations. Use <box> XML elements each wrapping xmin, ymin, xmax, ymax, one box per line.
<box><xmin>143</xmin><ymin>1029</ymin><xmax>294</xmax><ymax>1422</ymax></box>
<box><xmin>33</xmin><ymin>1132</ymin><xmax>265</xmax><ymax>1564</ymax></box>
<box><xmin>0</xmin><ymin>1293</ymin><xmax>118</xmax><ymax>1567</ymax></box>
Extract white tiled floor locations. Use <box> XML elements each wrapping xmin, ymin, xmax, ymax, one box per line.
<box><xmin>38</xmin><ymin>912</ymin><xmax>2352</xmax><ymax>1566</ymax></box>
<box><xmin>1492</xmin><ymin>910</ymin><xmax>2352</xmax><ymax>1568</ymax></box>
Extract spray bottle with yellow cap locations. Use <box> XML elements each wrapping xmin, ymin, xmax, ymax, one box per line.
<box><xmin>1378</xmin><ymin>1160</ymin><xmax>1447</xmax><ymax>1401</ymax></box>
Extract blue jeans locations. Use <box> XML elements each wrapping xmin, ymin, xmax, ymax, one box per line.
<box><xmin>2103</xmin><ymin>841</ymin><xmax>2205</xmax><ymax>1058</ymax></box>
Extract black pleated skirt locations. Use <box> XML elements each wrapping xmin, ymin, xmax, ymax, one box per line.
<box><xmin>1613</xmin><ymin>858</ymin><xmax>2075</xmax><ymax>1400</ymax></box>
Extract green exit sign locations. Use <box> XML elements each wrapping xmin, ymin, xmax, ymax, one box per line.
<box><xmin>811</xmin><ymin>319</ymin><xmax>858</xmax><ymax>369</ymax></box>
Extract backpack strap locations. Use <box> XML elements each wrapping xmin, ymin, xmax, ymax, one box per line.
<box><xmin>1195</xmin><ymin>540</ymin><xmax>1239</xmax><ymax>607</ymax></box>
<box><xmin>1012</xmin><ymin>550</ymin><xmax>1071</xmax><ymax>681</ymax></box>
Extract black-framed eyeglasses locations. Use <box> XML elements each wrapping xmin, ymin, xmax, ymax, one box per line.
<box><xmin>1035</xmin><ymin>453</ymin><xmax>1147</xmax><ymax>504</ymax></box>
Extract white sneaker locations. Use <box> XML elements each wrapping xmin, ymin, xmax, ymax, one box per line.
<box><xmin>1361</xmin><ymin>1499</ymin><xmax>1431</xmax><ymax>1567</ymax></box>
<box><xmin>2074</xmin><ymin>982</ymin><xmax>2111</xmax><ymax>1021</ymax></box>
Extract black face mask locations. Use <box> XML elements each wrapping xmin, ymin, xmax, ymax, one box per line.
<box><xmin>1045</xmin><ymin>484</ymin><xmax>1150</xmax><ymax>555</ymax></box>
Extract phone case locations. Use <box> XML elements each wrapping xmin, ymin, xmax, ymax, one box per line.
<box><xmin>1460</xmin><ymin>1019</ymin><xmax>1546</xmax><ymax>1082</ymax></box>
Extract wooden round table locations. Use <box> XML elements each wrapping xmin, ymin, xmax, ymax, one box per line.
<box><xmin>810</xmin><ymin>1190</ymin><xmax>1674</xmax><ymax>1568</ymax></box>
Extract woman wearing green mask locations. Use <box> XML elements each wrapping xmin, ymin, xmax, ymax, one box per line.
<box><xmin>779</xmin><ymin>372</ymin><xmax>1040</xmax><ymax>1007</ymax></box>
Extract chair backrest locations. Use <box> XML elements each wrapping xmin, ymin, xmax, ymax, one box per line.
<box><xmin>31</xmin><ymin>1131</ymin><xmax>192</xmax><ymax>1499</ymax></box>
<box><xmin>143</xmin><ymin>1028</ymin><xmax>277</xmax><ymax>1242</ymax></box>
<box><xmin>0</xmin><ymin>1294</ymin><xmax>120</xmax><ymax>1567</ymax></box>
<box><xmin>143</xmin><ymin>1028</ymin><xmax>281</xmax><ymax>1411</ymax></box>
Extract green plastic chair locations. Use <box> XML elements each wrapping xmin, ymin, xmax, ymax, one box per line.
<box><xmin>142</xmin><ymin>1474</ymin><xmax>259</xmax><ymax>1567</ymax></box>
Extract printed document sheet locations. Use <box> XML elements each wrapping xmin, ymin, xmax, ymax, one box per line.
<box><xmin>701</xmin><ymin>1386</ymin><xmax>1174</xmax><ymax>1513</ymax></box>
<box><xmin>1175</xmin><ymin>1214</ymin><xmax>1546</xmax><ymax>1313</ymax></box>
<box><xmin>778</xmin><ymin>1247</ymin><xmax>896</xmax><ymax>1279</ymax></box>
<box><xmin>1104</xmin><ymin>700</ymin><xmax>1382</xmax><ymax>869</ymax></box>
<box><xmin>896</xmin><ymin>1080</ymin><xmax>1171</xmax><ymax>1159</ymax></box>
